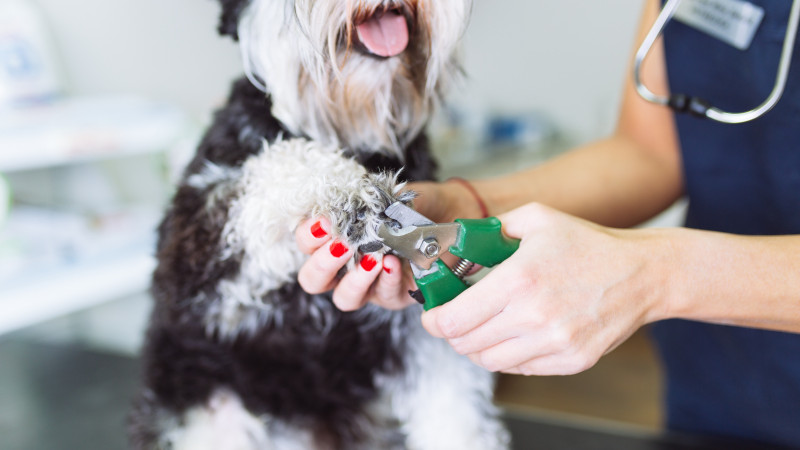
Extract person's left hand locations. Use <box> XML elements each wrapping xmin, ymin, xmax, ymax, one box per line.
<box><xmin>421</xmin><ymin>203</ymin><xmax>671</xmax><ymax>376</ymax></box>
<box><xmin>295</xmin><ymin>181</ymin><xmax>482</xmax><ymax>311</ymax></box>
<box><xmin>294</xmin><ymin>216</ymin><xmax>417</xmax><ymax>311</ymax></box>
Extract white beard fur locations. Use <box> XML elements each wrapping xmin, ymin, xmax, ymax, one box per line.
<box><xmin>238</xmin><ymin>0</ymin><xmax>471</xmax><ymax>157</ymax></box>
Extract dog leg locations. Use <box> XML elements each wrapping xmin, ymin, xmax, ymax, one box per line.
<box><xmin>130</xmin><ymin>388</ymin><xmax>318</xmax><ymax>450</ymax></box>
<box><xmin>217</xmin><ymin>136</ymin><xmax>409</xmax><ymax>282</ymax></box>
<box><xmin>163</xmin><ymin>389</ymin><xmax>271</xmax><ymax>450</ymax></box>
<box><xmin>386</xmin><ymin>312</ymin><xmax>511</xmax><ymax>450</ymax></box>
<box><xmin>189</xmin><ymin>137</ymin><xmax>410</xmax><ymax>340</ymax></box>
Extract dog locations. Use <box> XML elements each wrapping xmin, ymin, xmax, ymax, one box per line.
<box><xmin>128</xmin><ymin>1</ymin><xmax>510</xmax><ymax>448</ymax></box>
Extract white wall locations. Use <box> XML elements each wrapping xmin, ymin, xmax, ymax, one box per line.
<box><xmin>30</xmin><ymin>0</ymin><xmax>242</xmax><ymax>123</ymax></box>
<box><xmin>461</xmin><ymin>0</ymin><xmax>644</xmax><ymax>142</ymax></box>
<box><xmin>29</xmin><ymin>0</ymin><xmax>644</xmax><ymax>140</ymax></box>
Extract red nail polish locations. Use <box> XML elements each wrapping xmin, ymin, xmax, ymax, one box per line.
<box><xmin>383</xmin><ymin>266</ymin><xmax>392</xmax><ymax>275</ymax></box>
<box><xmin>310</xmin><ymin>221</ymin><xmax>327</xmax><ymax>238</ymax></box>
<box><xmin>330</xmin><ymin>241</ymin><xmax>348</xmax><ymax>258</ymax></box>
<box><xmin>361</xmin><ymin>255</ymin><xmax>377</xmax><ymax>271</ymax></box>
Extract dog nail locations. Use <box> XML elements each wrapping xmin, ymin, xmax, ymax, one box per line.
<box><xmin>361</xmin><ymin>255</ymin><xmax>377</xmax><ymax>271</ymax></box>
<box><xmin>310</xmin><ymin>221</ymin><xmax>327</xmax><ymax>238</ymax></box>
<box><xmin>330</xmin><ymin>241</ymin><xmax>349</xmax><ymax>258</ymax></box>
<box><xmin>408</xmin><ymin>290</ymin><xmax>426</xmax><ymax>305</ymax></box>
<box><xmin>358</xmin><ymin>241</ymin><xmax>383</xmax><ymax>253</ymax></box>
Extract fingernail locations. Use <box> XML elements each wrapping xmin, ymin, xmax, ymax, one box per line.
<box><xmin>383</xmin><ymin>265</ymin><xmax>392</xmax><ymax>275</ymax></box>
<box><xmin>330</xmin><ymin>241</ymin><xmax>349</xmax><ymax>258</ymax></box>
<box><xmin>310</xmin><ymin>221</ymin><xmax>327</xmax><ymax>238</ymax></box>
<box><xmin>360</xmin><ymin>255</ymin><xmax>377</xmax><ymax>271</ymax></box>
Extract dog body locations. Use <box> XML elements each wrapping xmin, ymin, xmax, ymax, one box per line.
<box><xmin>129</xmin><ymin>1</ymin><xmax>509</xmax><ymax>448</ymax></box>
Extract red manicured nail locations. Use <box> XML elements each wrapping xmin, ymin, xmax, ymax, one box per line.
<box><xmin>310</xmin><ymin>221</ymin><xmax>327</xmax><ymax>238</ymax></box>
<box><xmin>361</xmin><ymin>255</ymin><xmax>377</xmax><ymax>271</ymax></box>
<box><xmin>330</xmin><ymin>241</ymin><xmax>349</xmax><ymax>258</ymax></box>
<box><xmin>383</xmin><ymin>265</ymin><xmax>392</xmax><ymax>275</ymax></box>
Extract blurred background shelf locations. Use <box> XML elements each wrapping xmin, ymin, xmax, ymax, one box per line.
<box><xmin>0</xmin><ymin>95</ymin><xmax>188</xmax><ymax>336</ymax></box>
<box><xmin>0</xmin><ymin>248</ymin><xmax>155</xmax><ymax>335</ymax></box>
<box><xmin>0</xmin><ymin>96</ymin><xmax>188</xmax><ymax>173</ymax></box>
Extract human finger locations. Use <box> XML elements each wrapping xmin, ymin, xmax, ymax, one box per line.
<box><xmin>369</xmin><ymin>255</ymin><xmax>416</xmax><ymax>310</ymax></box>
<box><xmin>295</xmin><ymin>217</ymin><xmax>332</xmax><ymax>255</ymax></box>
<box><xmin>332</xmin><ymin>253</ymin><xmax>383</xmax><ymax>311</ymax></box>
<box><xmin>446</xmin><ymin>311</ymin><xmax>522</xmax><ymax>356</ymax></box>
<box><xmin>501</xmin><ymin>367</ymin><xmax>524</xmax><ymax>375</ymax></box>
<box><xmin>496</xmin><ymin>202</ymin><xmax>566</xmax><ymax>241</ymax></box>
<box><xmin>297</xmin><ymin>239</ymin><xmax>353</xmax><ymax>294</ymax></box>
<box><xmin>468</xmin><ymin>337</ymin><xmax>546</xmax><ymax>373</ymax></box>
<box><xmin>420</xmin><ymin>263</ymin><xmax>518</xmax><ymax>339</ymax></box>
<box><xmin>513</xmin><ymin>352</ymin><xmax>598</xmax><ymax>377</ymax></box>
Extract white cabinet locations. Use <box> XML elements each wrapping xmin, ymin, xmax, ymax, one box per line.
<box><xmin>0</xmin><ymin>96</ymin><xmax>189</xmax><ymax>335</ymax></box>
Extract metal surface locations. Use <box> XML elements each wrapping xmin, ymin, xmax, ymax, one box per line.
<box><xmin>633</xmin><ymin>0</ymin><xmax>800</xmax><ymax>124</ymax></box>
<box><xmin>451</xmin><ymin>258</ymin><xmax>476</xmax><ymax>279</ymax></box>
<box><xmin>420</xmin><ymin>238</ymin><xmax>441</xmax><ymax>259</ymax></box>
<box><xmin>385</xmin><ymin>202</ymin><xmax>435</xmax><ymax>227</ymax></box>
<box><xmin>379</xmin><ymin>203</ymin><xmax>461</xmax><ymax>270</ymax></box>
<box><xmin>378</xmin><ymin>222</ymin><xmax>460</xmax><ymax>270</ymax></box>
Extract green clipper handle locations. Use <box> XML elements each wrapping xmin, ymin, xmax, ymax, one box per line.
<box><xmin>417</xmin><ymin>217</ymin><xmax>520</xmax><ymax>310</ymax></box>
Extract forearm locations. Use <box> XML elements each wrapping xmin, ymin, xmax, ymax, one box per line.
<box><xmin>646</xmin><ymin>228</ymin><xmax>800</xmax><ymax>333</ymax></box>
<box><xmin>466</xmin><ymin>133</ymin><xmax>683</xmax><ymax>228</ymax></box>
<box><xmin>452</xmin><ymin>0</ymin><xmax>680</xmax><ymax>228</ymax></box>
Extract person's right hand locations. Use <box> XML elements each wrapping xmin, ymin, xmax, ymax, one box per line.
<box><xmin>421</xmin><ymin>202</ymin><xmax>670</xmax><ymax>376</ymax></box>
<box><xmin>295</xmin><ymin>180</ymin><xmax>486</xmax><ymax>311</ymax></box>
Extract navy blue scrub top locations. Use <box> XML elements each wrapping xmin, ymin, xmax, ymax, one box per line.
<box><xmin>652</xmin><ymin>0</ymin><xmax>800</xmax><ymax>446</ymax></box>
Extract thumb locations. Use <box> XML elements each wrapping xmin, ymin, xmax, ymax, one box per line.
<box><xmin>497</xmin><ymin>202</ymin><xmax>556</xmax><ymax>240</ymax></box>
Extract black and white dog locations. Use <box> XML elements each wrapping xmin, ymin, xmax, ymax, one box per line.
<box><xmin>129</xmin><ymin>1</ymin><xmax>510</xmax><ymax>448</ymax></box>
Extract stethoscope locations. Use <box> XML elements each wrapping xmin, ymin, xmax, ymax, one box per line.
<box><xmin>634</xmin><ymin>0</ymin><xmax>800</xmax><ymax>124</ymax></box>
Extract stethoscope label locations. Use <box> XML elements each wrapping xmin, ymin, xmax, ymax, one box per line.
<box><xmin>674</xmin><ymin>0</ymin><xmax>765</xmax><ymax>50</ymax></box>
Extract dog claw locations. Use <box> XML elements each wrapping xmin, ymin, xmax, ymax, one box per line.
<box><xmin>408</xmin><ymin>290</ymin><xmax>426</xmax><ymax>305</ymax></box>
<box><xmin>358</xmin><ymin>241</ymin><xmax>384</xmax><ymax>253</ymax></box>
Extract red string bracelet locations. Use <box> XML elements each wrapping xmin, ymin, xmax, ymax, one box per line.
<box><xmin>447</xmin><ymin>177</ymin><xmax>489</xmax><ymax>219</ymax></box>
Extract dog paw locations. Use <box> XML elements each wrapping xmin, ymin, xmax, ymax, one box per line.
<box><xmin>327</xmin><ymin>171</ymin><xmax>414</xmax><ymax>256</ymax></box>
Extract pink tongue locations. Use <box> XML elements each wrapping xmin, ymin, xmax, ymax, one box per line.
<box><xmin>356</xmin><ymin>13</ymin><xmax>409</xmax><ymax>57</ymax></box>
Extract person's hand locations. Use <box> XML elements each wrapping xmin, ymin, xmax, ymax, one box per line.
<box><xmin>421</xmin><ymin>203</ymin><xmax>671</xmax><ymax>376</ymax></box>
<box><xmin>294</xmin><ymin>180</ymin><xmax>487</xmax><ymax>311</ymax></box>
<box><xmin>295</xmin><ymin>215</ymin><xmax>415</xmax><ymax>311</ymax></box>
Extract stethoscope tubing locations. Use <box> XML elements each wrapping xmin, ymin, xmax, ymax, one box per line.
<box><xmin>634</xmin><ymin>0</ymin><xmax>800</xmax><ymax>124</ymax></box>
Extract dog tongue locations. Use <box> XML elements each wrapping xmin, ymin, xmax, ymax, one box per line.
<box><xmin>356</xmin><ymin>13</ymin><xmax>409</xmax><ymax>57</ymax></box>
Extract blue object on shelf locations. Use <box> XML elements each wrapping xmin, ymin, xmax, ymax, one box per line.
<box><xmin>0</xmin><ymin>0</ymin><xmax>63</xmax><ymax>109</ymax></box>
<box><xmin>486</xmin><ymin>112</ymin><xmax>556</xmax><ymax>148</ymax></box>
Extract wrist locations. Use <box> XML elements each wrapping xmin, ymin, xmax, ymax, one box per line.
<box><xmin>444</xmin><ymin>178</ymin><xmax>489</xmax><ymax>220</ymax></box>
<box><xmin>446</xmin><ymin>178</ymin><xmax>489</xmax><ymax>219</ymax></box>
<box><xmin>623</xmin><ymin>227</ymin><xmax>684</xmax><ymax>325</ymax></box>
